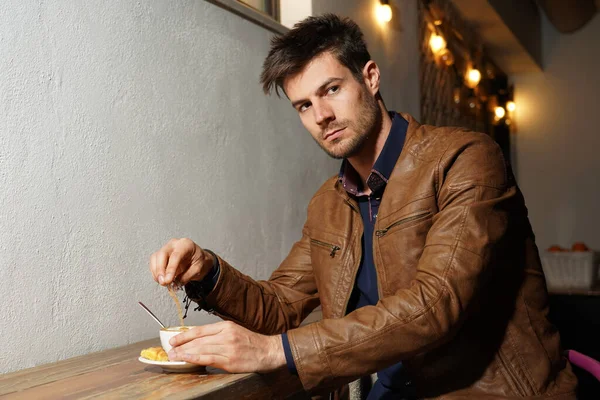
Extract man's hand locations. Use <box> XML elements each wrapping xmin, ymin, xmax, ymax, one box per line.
<box><xmin>149</xmin><ymin>238</ymin><xmax>215</xmax><ymax>286</ymax></box>
<box><xmin>167</xmin><ymin>321</ymin><xmax>287</xmax><ymax>373</ymax></box>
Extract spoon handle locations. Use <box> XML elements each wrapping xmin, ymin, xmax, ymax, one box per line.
<box><xmin>138</xmin><ymin>301</ymin><xmax>166</xmax><ymax>329</ymax></box>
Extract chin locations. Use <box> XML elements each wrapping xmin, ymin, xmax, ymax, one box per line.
<box><xmin>322</xmin><ymin>143</ymin><xmax>354</xmax><ymax>160</ymax></box>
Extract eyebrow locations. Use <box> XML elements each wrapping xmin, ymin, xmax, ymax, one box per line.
<box><xmin>291</xmin><ymin>77</ymin><xmax>344</xmax><ymax>109</ymax></box>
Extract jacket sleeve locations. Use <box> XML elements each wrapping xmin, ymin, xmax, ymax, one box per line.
<box><xmin>187</xmin><ymin>225</ymin><xmax>321</xmax><ymax>335</ymax></box>
<box><xmin>287</xmin><ymin>132</ymin><xmax>517</xmax><ymax>392</ymax></box>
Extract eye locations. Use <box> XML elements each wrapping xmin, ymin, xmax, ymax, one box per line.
<box><xmin>299</xmin><ymin>102</ymin><xmax>311</xmax><ymax>112</ymax></box>
<box><xmin>327</xmin><ymin>85</ymin><xmax>340</xmax><ymax>95</ymax></box>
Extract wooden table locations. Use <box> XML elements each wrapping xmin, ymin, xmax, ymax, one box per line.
<box><xmin>0</xmin><ymin>339</ymin><xmax>309</xmax><ymax>400</ymax></box>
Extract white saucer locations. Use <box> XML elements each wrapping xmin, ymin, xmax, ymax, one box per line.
<box><xmin>138</xmin><ymin>357</ymin><xmax>206</xmax><ymax>373</ymax></box>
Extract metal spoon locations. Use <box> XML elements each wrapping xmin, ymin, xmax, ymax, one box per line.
<box><xmin>138</xmin><ymin>301</ymin><xmax>166</xmax><ymax>329</ymax></box>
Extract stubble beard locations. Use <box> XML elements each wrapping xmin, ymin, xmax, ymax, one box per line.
<box><xmin>316</xmin><ymin>91</ymin><xmax>381</xmax><ymax>160</ymax></box>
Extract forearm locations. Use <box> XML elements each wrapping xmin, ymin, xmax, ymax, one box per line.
<box><xmin>186</xmin><ymin>253</ymin><xmax>319</xmax><ymax>335</ymax></box>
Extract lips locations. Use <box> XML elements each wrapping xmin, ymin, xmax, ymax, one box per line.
<box><xmin>323</xmin><ymin>127</ymin><xmax>345</xmax><ymax>142</ymax></box>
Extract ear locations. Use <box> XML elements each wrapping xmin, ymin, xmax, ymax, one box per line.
<box><xmin>362</xmin><ymin>61</ymin><xmax>381</xmax><ymax>96</ymax></box>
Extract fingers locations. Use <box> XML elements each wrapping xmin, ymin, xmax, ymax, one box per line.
<box><xmin>149</xmin><ymin>249</ymin><xmax>168</xmax><ymax>284</ymax></box>
<box><xmin>148</xmin><ymin>238</ymin><xmax>215</xmax><ymax>287</ymax></box>
<box><xmin>172</xmin><ymin>331</ymin><xmax>232</xmax><ymax>353</ymax></box>
<box><xmin>169</xmin><ymin>322</ymin><xmax>228</xmax><ymax>347</ymax></box>
<box><xmin>164</xmin><ymin>251</ymin><xmax>183</xmax><ymax>285</ymax></box>
<box><xmin>170</xmin><ymin>349</ymin><xmax>229</xmax><ymax>368</ymax></box>
<box><xmin>154</xmin><ymin>249</ymin><xmax>170</xmax><ymax>285</ymax></box>
<box><xmin>149</xmin><ymin>238</ymin><xmax>197</xmax><ymax>286</ymax></box>
<box><xmin>168</xmin><ymin>325</ymin><xmax>232</xmax><ymax>368</ymax></box>
<box><xmin>170</xmin><ymin>342</ymin><xmax>228</xmax><ymax>358</ymax></box>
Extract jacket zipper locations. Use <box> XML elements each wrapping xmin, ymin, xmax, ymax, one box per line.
<box><xmin>339</xmin><ymin>198</ymin><xmax>363</xmax><ymax>318</ymax></box>
<box><xmin>375</xmin><ymin>211</ymin><xmax>432</xmax><ymax>238</ymax></box>
<box><xmin>310</xmin><ymin>239</ymin><xmax>341</xmax><ymax>258</ymax></box>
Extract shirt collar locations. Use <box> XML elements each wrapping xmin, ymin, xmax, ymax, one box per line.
<box><xmin>338</xmin><ymin>112</ymin><xmax>408</xmax><ymax>196</ymax></box>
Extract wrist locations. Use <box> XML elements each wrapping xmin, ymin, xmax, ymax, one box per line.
<box><xmin>268</xmin><ymin>335</ymin><xmax>287</xmax><ymax>370</ymax></box>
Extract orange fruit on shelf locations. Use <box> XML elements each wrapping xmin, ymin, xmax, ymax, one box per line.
<box><xmin>571</xmin><ymin>242</ymin><xmax>589</xmax><ymax>252</ymax></box>
<box><xmin>547</xmin><ymin>245</ymin><xmax>566</xmax><ymax>252</ymax></box>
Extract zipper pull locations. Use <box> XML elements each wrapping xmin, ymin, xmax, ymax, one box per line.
<box><xmin>375</xmin><ymin>229</ymin><xmax>388</xmax><ymax>238</ymax></box>
<box><xmin>330</xmin><ymin>246</ymin><xmax>341</xmax><ymax>257</ymax></box>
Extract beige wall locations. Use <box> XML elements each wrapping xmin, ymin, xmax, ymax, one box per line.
<box><xmin>511</xmin><ymin>13</ymin><xmax>600</xmax><ymax>251</ymax></box>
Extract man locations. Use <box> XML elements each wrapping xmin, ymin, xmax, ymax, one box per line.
<box><xmin>149</xmin><ymin>14</ymin><xmax>577</xmax><ymax>399</ymax></box>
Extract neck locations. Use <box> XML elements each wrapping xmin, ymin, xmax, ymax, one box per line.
<box><xmin>347</xmin><ymin>103</ymin><xmax>393</xmax><ymax>192</ymax></box>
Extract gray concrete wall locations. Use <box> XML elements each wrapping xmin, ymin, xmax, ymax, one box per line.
<box><xmin>0</xmin><ymin>0</ymin><xmax>419</xmax><ymax>373</ymax></box>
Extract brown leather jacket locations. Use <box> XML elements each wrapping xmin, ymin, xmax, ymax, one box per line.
<box><xmin>195</xmin><ymin>114</ymin><xmax>578</xmax><ymax>399</ymax></box>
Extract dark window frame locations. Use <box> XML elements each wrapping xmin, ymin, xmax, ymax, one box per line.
<box><xmin>206</xmin><ymin>0</ymin><xmax>288</xmax><ymax>35</ymax></box>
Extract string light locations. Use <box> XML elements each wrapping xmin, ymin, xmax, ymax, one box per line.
<box><xmin>465</xmin><ymin>67</ymin><xmax>482</xmax><ymax>89</ymax></box>
<box><xmin>429</xmin><ymin>33</ymin><xmax>446</xmax><ymax>54</ymax></box>
<box><xmin>376</xmin><ymin>1</ymin><xmax>392</xmax><ymax>23</ymax></box>
<box><xmin>494</xmin><ymin>106</ymin><xmax>506</xmax><ymax>119</ymax></box>
<box><xmin>423</xmin><ymin>1</ymin><xmax>518</xmax><ymax>131</ymax></box>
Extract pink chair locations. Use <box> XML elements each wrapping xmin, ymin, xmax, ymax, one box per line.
<box><xmin>567</xmin><ymin>350</ymin><xmax>600</xmax><ymax>382</ymax></box>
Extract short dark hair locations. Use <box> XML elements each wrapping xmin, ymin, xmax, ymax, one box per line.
<box><xmin>260</xmin><ymin>14</ymin><xmax>372</xmax><ymax>96</ymax></box>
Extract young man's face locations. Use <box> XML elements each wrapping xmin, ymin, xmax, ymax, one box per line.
<box><xmin>283</xmin><ymin>52</ymin><xmax>380</xmax><ymax>159</ymax></box>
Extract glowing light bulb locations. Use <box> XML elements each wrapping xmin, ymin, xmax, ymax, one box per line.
<box><xmin>376</xmin><ymin>3</ymin><xmax>392</xmax><ymax>23</ymax></box>
<box><xmin>465</xmin><ymin>68</ymin><xmax>481</xmax><ymax>88</ymax></box>
<box><xmin>495</xmin><ymin>106</ymin><xmax>506</xmax><ymax>119</ymax></box>
<box><xmin>429</xmin><ymin>33</ymin><xmax>446</xmax><ymax>54</ymax></box>
<box><xmin>507</xmin><ymin>101</ymin><xmax>516</xmax><ymax>112</ymax></box>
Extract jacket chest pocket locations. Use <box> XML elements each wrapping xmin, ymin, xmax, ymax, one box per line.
<box><xmin>309</xmin><ymin>228</ymin><xmax>346</xmax><ymax>266</ymax></box>
<box><xmin>310</xmin><ymin>238</ymin><xmax>341</xmax><ymax>258</ymax></box>
<box><xmin>375</xmin><ymin>210</ymin><xmax>432</xmax><ymax>238</ymax></box>
<box><xmin>309</xmin><ymin>233</ymin><xmax>347</xmax><ymax>316</ymax></box>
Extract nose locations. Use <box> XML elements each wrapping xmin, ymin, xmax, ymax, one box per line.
<box><xmin>313</xmin><ymin>100</ymin><xmax>335</xmax><ymax>127</ymax></box>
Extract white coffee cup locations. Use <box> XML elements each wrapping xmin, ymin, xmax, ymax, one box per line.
<box><xmin>159</xmin><ymin>326</ymin><xmax>194</xmax><ymax>354</ymax></box>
